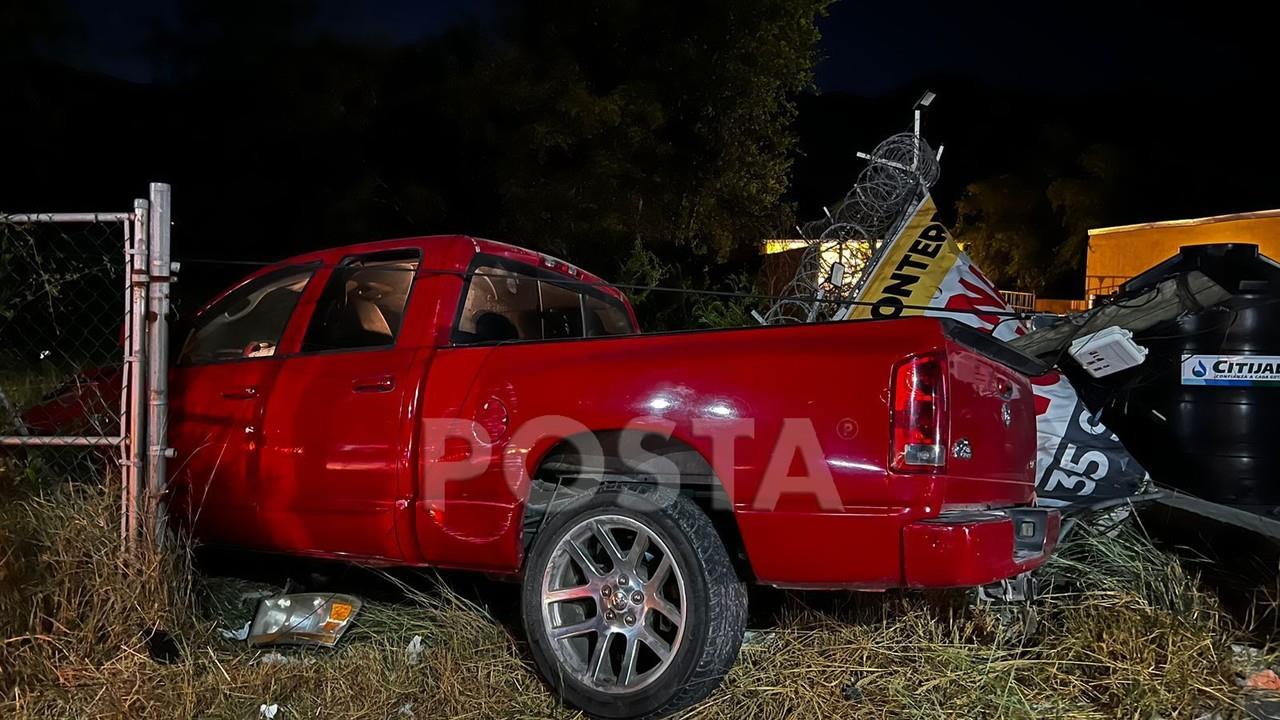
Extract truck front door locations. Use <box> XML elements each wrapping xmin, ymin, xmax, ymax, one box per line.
<box><xmin>167</xmin><ymin>263</ymin><xmax>318</xmax><ymax>548</ymax></box>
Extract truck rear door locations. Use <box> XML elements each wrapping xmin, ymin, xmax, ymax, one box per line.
<box><xmin>259</xmin><ymin>248</ymin><xmax>424</xmax><ymax>561</ymax></box>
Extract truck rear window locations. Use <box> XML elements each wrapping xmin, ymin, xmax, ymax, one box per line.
<box><xmin>584</xmin><ymin>294</ymin><xmax>632</xmax><ymax>337</ymax></box>
<box><xmin>453</xmin><ymin>259</ymin><xmax>633</xmax><ymax>345</ymax></box>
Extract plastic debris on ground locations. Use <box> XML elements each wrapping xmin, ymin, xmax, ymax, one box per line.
<box><xmin>406</xmin><ymin>635</ymin><xmax>424</xmax><ymax>664</ymax></box>
<box><xmin>219</xmin><ymin>621</ymin><xmax>250</xmax><ymax>641</ymax></box>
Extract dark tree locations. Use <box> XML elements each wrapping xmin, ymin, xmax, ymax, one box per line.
<box><xmin>460</xmin><ymin>0</ymin><xmax>830</xmax><ymax>325</ymax></box>
<box><xmin>3</xmin><ymin>0</ymin><xmax>829</xmax><ymax>328</ymax></box>
<box><xmin>153</xmin><ymin>0</ymin><xmax>830</xmax><ymax>326</ymax></box>
<box><xmin>953</xmin><ymin>129</ymin><xmax>1132</xmax><ymax>296</ymax></box>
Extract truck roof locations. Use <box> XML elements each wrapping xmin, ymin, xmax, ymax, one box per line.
<box><xmin>262</xmin><ymin>234</ymin><xmax>628</xmax><ymax>305</ymax></box>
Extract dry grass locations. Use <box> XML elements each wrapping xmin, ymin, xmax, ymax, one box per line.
<box><xmin>0</xmin><ymin>471</ymin><xmax>1255</xmax><ymax>719</ymax></box>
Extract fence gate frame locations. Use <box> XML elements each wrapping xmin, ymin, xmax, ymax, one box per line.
<box><xmin>0</xmin><ymin>182</ymin><xmax>172</xmax><ymax>547</ymax></box>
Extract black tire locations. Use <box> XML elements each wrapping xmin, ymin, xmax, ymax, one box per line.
<box><xmin>521</xmin><ymin>484</ymin><xmax>747</xmax><ymax>719</ymax></box>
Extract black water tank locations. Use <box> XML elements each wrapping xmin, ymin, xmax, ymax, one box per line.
<box><xmin>1101</xmin><ymin>244</ymin><xmax>1280</xmax><ymax>511</ymax></box>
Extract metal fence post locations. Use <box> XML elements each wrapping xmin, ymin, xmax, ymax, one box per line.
<box><xmin>145</xmin><ymin>183</ymin><xmax>172</xmax><ymax>543</ymax></box>
<box><xmin>118</xmin><ymin>217</ymin><xmax>132</xmax><ymax>544</ymax></box>
<box><xmin>122</xmin><ymin>199</ymin><xmax>149</xmax><ymax>546</ymax></box>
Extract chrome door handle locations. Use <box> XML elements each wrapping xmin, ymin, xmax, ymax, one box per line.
<box><xmin>352</xmin><ymin>375</ymin><xmax>395</xmax><ymax>393</ymax></box>
<box><xmin>221</xmin><ymin>386</ymin><xmax>260</xmax><ymax>400</ymax></box>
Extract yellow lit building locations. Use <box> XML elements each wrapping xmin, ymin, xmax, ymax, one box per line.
<box><xmin>1085</xmin><ymin>209</ymin><xmax>1280</xmax><ymax>299</ymax></box>
<box><xmin>759</xmin><ymin>238</ymin><xmax>872</xmax><ymax>294</ymax></box>
<box><xmin>761</xmin><ymin>239</ymin><xmax>872</xmax><ymax>272</ymax></box>
<box><xmin>1031</xmin><ymin>209</ymin><xmax>1280</xmax><ymax>312</ymax></box>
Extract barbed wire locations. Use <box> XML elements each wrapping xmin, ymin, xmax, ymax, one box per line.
<box><xmin>765</xmin><ymin>130</ymin><xmax>941</xmax><ymax>324</ymax></box>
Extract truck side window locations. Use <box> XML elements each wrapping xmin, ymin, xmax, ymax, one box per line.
<box><xmin>539</xmin><ymin>281</ymin><xmax>584</xmax><ymax>339</ymax></box>
<box><xmin>455</xmin><ymin>266</ymin><xmax>541</xmax><ymax>343</ymax></box>
<box><xmin>454</xmin><ymin>260</ymin><xmax>634</xmax><ymax>344</ymax></box>
<box><xmin>301</xmin><ymin>249</ymin><xmax>420</xmax><ymax>352</ymax></box>
<box><xmin>178</xmin><ymin>264</ymin><xmax>317</xmax><ymax>365</ymax></box>
<box><xmin>584</xmin><ymin>294</ymin><xmax>633</xmax><ymax>337</ymax></box>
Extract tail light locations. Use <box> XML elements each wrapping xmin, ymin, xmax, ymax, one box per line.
<box><xmin>890</xmin><ymin>352</ymin><xmax>947</xmax><ymax>471</ymax></box>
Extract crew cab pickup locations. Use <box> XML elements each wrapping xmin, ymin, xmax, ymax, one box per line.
<box><xmin>165</xmin><ymin>235</ymin><xmax>1057</xmax><ymax>719</ymax></box>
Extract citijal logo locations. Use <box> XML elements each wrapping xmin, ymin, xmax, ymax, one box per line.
<box><xmin>1192</xmin><ymin>360</ymin><xmax>1208</xmax><ymax>378</ymax></box>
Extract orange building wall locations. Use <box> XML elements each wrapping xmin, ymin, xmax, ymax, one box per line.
<box><xmin>1033</xmin><ymin>297</ymin><xmax>1090</xmax><ymax>314</ymax></box>
<box><xmin>1085</xmin><ymin>211</ymin><xmax>1280</xmax><ymax>298</ymax></box>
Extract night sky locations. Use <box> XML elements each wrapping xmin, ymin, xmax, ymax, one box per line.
<box><xmin>59</xmin><ymin>1</ymin><xmax>1267</xmax><ymax>96</ymax></box>
<box><xmin>51</xmin><ymin>1</ymin><xmax>1276</xmax><ymax>222</ymax></box>
<box><xmin>58</xmin><ymin>0</ymin><xmax>493</xmax><ymax>83</ymax></box>
<box><xmin>818</xmin><ymin>2</ymin><xmax>1263</xmax><ymax>96</ymax></box>
<box><xmin>13</xmin><ymin>0</ymin><xmax>1279</xmax><ymax>302</ymax></box>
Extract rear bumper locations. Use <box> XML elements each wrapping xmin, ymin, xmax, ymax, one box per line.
<box><xmin>902</xmin><ymin>508</ymin><xmax>1060</xmax><ymax>588</ymax></box>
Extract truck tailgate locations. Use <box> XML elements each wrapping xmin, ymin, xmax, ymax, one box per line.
<box><xmin>941</xmin><ymin>321</ymin><xmax>1042</xmax><ymax>506</ymax></box>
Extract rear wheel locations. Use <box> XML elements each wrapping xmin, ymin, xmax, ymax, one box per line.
<box><xmin>522</xmin><ymin>485</ymin><xmax>746</xmax><ymax>719</ymax></box>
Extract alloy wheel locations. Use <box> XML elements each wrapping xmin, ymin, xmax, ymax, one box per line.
<box><xmin>539</xmin><ymin>514</ymin><xmax>687</xmax><ymax>693</ymax></box>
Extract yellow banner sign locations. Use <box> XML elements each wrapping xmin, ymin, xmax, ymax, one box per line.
<box><xmin>849</xmin><ymin>195</ymin><xmax>962</xmax><ymax>320</ymax></box>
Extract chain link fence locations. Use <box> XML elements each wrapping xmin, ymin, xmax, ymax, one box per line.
<box><xmin>0</xmin><ymin>216</ymin><xmax>127</xmax><ymax>438</ymax></box>
<box><xmin>1</xmin><ymin>186</ymin><xmax>170</xmax><ymax>546</ymax></box>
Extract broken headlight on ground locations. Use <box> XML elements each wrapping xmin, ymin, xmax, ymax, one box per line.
<box><xmin>248</xmin><ymin>593</ymin><xmax>361</xmax><ymax>648</ymax></box>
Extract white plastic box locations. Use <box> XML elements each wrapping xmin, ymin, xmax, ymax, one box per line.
<box><xmin>1068</xmin><ymin>326</ymin><xmax>1148</xmax><ymax>378</ymax></box>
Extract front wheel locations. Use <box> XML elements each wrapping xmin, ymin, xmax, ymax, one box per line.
<box><xmin>521</xmin><ymin>485</ymin><xmax>747</xmax><ymax>719</ymax></box>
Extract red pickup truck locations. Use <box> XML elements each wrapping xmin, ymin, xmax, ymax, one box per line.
<box><xmin>165</xmin><ymin>235</ymin><xmax>1057</xmax><ymax>718</ymax></box>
